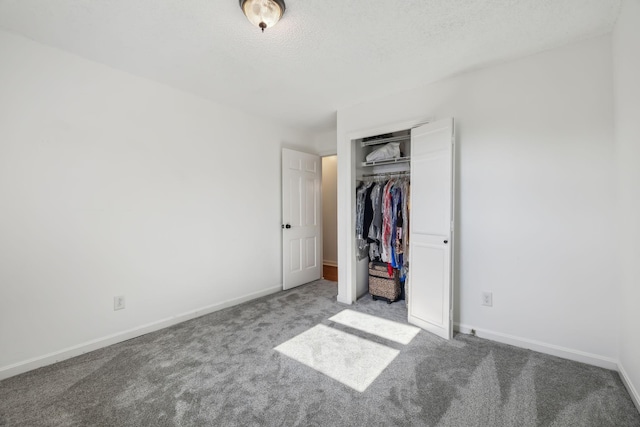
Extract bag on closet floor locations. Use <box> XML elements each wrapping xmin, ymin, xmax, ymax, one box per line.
<box><xmin>368</xmin><ymin>262</ymin><xmax>401</xmax><ymax>303</ymax></box>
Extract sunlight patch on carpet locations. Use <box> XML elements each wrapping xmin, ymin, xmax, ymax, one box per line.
<box><xmin>329</xmin><ymin>309</ymin><xmax>421</xmax><ymax>345</ymax></box>
<box><xmin>274</xmin><ymin>324</ymin><xmax>399</xmax><ymax>392</ymax></box>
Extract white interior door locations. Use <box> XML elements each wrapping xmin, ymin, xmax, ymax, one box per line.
<box><xmin>282</xmin><ymin>148</ymin><xmax>322</xmax><ymax>290</ymax></box>
<box><xmin>407</xmin><ymin>118</ymin><xmax>455</xmax><ymax>340</ymax></box>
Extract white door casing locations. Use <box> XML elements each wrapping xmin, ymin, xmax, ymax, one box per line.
<box><xmin>282</xmin><ymin>149</ymin><xmax>322</xmax><ymax>290</ymax></box>
<box><xmin>407</xmin><ymin>118</ymin><xmax>455</xmax><ymax>340</ymax></box>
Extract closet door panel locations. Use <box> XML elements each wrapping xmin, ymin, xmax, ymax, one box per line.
<box><xmin>411</xmin><ymin>152</ymin><xmax>451</xmax><ymax>236</ymax></box>
<box><xmin>408</xmin><ymin>118</ymin><xmax>454</xmax><ymax>340</ymax></box>
<box><xmin>409</xmin><ymin>239</ymin><xmax>447</xmax><ymax>326</ymax></box>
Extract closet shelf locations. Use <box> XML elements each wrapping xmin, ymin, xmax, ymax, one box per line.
<box><xmin>361</xmin><ymin>134</ymin><xmax>410</xmax><ymax>147</ymax></box>
<box><xmin>361</xmin><ymin>156</ymin><xmax>411</xmax><ymax>167</ymax></box>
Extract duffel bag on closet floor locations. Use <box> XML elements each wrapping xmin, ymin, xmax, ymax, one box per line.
<box><xmin>368</xmin><ymin>262</ymin><xmax>400</xmax><ymax>303</ymax></box>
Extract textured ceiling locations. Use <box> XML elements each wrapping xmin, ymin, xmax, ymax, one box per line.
<box><xmin>0</xmin><ymin>0</ymin><xmax>622</xmax><ymax>132</ymax></box>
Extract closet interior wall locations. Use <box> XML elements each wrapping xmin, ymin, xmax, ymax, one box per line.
<box><xmin>354</xmin><ymin>129</ymin><xmax>412</xmax><ymax>300</ymax></box>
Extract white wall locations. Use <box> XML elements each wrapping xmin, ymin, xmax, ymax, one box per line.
<box><xmin>314</xmin><ymin>128</ymin><xmax>337</xmax><ymax>156</ymax></box>
<box><xmin>321</xmin><ymin>156</ymin><xmax>338</xmax><ymax>266</ymax></box>
<box><xmin>0</xmin><ymin>30</ymin><xmax>312</xmax><ymax>378</ymax></box>
<box><xmin>613</xmin><ymin>0</ymin><xmax>640</xmax><ymax>409</ymax></box>
<box><xmin>337</xmin><ymin>35</ymin><xmax>618</xmax><ymax>367</ymax></box>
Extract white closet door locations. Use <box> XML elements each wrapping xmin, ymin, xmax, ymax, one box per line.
<box><xmin>282</xmin><ymin>148</ymin><xmax>322</xmax><ymax>290</ymax></box>
<box><xmin>408</xmin><ymin>118</ymin><xmax>455</xmax><ymax>340</ymax></box>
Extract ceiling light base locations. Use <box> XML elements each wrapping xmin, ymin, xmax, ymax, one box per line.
<box><xmin>239</xmin><ymin>0</ymin><xmax>286</xmax><ymax>32</ymax></box>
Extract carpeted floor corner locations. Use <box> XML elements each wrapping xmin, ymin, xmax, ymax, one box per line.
<box><xmin>1</xmin><ymin>280</ymin><xmax>638</xmax><ymax>426</ymax></box>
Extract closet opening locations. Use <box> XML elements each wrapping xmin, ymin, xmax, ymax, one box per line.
<box><xmin>354</xmin><ymin>129</ymin><xmax>412</xmax><ymax>312</ymax></box>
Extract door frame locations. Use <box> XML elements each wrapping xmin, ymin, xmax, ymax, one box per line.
<box><xmin>337</xmin><ymin>117</ymin><xmax>431</xmax><ymax>305</ymax></box>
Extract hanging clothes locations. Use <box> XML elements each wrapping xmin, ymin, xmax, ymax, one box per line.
<box><xmin>368</xmin><ymin>182</ymin><xmax>383</xmax><ymax>261</ymax></box>
<box><xmin>357</xmin><ymin>175</ymin><xmax>410</xmax><ymax>284</ymax></box>
<box><xmin>401</xmin><ymin>179</ymin><xmax>410</xmax><ymax>279</ymax></box>
<box><xmin>391</xmin><ymin>183</ymin><xmax>402</xmax><ymax>270</ymax></box>
<box><xmin>355</xmin><ymin>181</ymin><xmax>373</xmax><ymax>260</ymax></box>
<box><xmin>363</xmin><ymin>184</ymin><xmax>375</xmax><ymax>244</ymax></box>
<box><xmin>380</xmin><ymin>179</ymin><xmax>395</xmax><ymax>263</ymax></box>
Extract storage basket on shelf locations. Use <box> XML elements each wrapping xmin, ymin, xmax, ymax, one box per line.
<box><xmin>368</xmin><ymin>261</ymin><xmax>401</xmax><ymax>303</ymax></box>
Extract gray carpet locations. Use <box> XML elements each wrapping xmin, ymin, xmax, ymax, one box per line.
<box><xmin>1</xmin><ymin>280</ymin><xmax>638</xmax><ymax>426</ymax></box>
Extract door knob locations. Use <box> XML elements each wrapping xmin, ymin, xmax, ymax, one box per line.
<box><xmin>443</xmin><ymin>240</ymin><xmax>448</xmax><ymax>244</ymax></box>
<box><xmin>282</xmin><ymin>224</ymin><xmax>291</xmax><ymax>229</ymax></box>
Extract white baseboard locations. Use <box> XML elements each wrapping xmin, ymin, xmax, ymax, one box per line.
<box><xmin>0</xmin><ymin>285</ymin><xmax>282</xmax><ymax>381</ymax></box>
<box><xmin>618</xmin><ymin>362</ymin><xmax>640</xmax><ymax>413</ymax></box>
<box><xmin>454</xmin><ymin>323</ymin><xmax>618</xmax><ymax>370</ymax></box>
<box><xmin>323</xmin><ymin>260</ymin><xmax>338</xmax><ymax>267</ymax></box>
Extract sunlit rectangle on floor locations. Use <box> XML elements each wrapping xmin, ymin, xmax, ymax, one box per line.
<box><xmin>329</xmin><ymin>309</ymin><xmax>420</xmax><ymax>345</ymax></box>
<box><xmin>274</xmin><ymin>324</ymin><xmax>399</xmax><ymax>392</ymax></box>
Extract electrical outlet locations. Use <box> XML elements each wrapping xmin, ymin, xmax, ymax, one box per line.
<box><xmin>482</xmin><ymin>291</ymin><xmax>493</xmax><ymax>307</ymax></box>
<box><xmin>114</xmin><ymin>295</ymin><xmax>125</xmax><ymax>311</ymax></box>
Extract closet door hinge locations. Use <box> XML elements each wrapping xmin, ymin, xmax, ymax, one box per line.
<box><xmin>451</xmin><ymin>221</ymin><xmax>454</xmax><ymax>232</ymax></box>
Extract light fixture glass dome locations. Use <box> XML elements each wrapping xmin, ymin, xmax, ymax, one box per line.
<box><xmin>240</xmin><ymin>0</ymin><xmax>285</xmax><ymax>32</ymax></box>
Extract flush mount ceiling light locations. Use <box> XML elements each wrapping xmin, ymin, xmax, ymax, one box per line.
<box><xmin>239</xmin><ymin>0</ymin><xmax>285</xmax><ymax>32</ymax></box>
